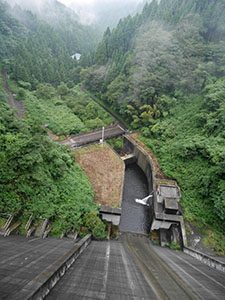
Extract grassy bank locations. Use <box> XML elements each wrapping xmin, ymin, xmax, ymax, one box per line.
<box><xmin>20</xmin><ymin>84</ymin><xmax>114</xmax><ymax>136</ymax></box>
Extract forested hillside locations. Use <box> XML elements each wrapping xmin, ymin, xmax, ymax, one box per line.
<box><xmin>0</xmin><ymin>0</ymin><xmax>107</xmax><ymax>238</ymax></box>
<box><xmin>0</xmin><ymin>0</ymin><xmax>98</xmax><ymax>87</ymax></box>
<box><xmin>81</xmin><ymin>0</ymin><xmax>225</xmax><ymax>252</ymax></box>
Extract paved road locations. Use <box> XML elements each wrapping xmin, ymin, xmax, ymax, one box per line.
<box><xmin>0</xmin><ymin>236</ymin><xmax>77</xmax><ymax>299</ymax></box>
<box><xmin>46</xmin><ymin>234</ymin><xmax>225</xmax><ymax>300</ymax></box>
<box><xmin>60</xmin><ymin>125</ymin><xmax>126</xmax><ymax>148</ymax></box>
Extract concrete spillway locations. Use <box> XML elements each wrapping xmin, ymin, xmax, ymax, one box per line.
<box><xmin>0</xmin><ymin>234</ymin><xmax>224</xmax><ymax>299</ymax></box>
<box><xmin>46</xmin><ymin>237</ymin><xmax>157</xmax><ymax>300</ymax></box>
<box><xmin>46</xmin><ymin>234</ymin><xmax>225</xmax><ymax>300</ymax></box>
<box><xmin>119</xmin><ymin>164</ymin><xmax>151</xmax><ymax>234</ymax></box>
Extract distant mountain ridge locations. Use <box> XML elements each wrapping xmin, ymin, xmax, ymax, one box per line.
<box><xmin>0</xmin><ymin>0</ymin><xmax>98</xmax><ymax>86</ymax></box>
<box><xmin>66</xmin><ymin>0</ymin><xmax>148</xmax><ymax>30</ymax></box>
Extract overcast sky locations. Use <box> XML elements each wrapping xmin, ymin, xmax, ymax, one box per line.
<box><xmin>60</xmin><ymin>0</ymin><xmax>142</xmax><ymax>6</ymax></box>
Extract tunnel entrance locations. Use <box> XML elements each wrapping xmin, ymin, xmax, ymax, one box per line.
<box><xmin>119</xmin><ymin>163</ymin><xmax>151</xmax><ymax>234</ymax></box>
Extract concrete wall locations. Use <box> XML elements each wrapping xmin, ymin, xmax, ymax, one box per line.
<box><xmin>124</xmin><ymin>136</ymin><xmax>155</xmax><ymax>225</ymax></box>
<box><xmin>124</xmin><ymin>136</ymin><xmax>154</xmax><ymax>193</ymax></box>
<box><xmin>184</xmin><ymin>247</ymin><xmax>225</xmax><ymax>273</ymax></box>
<box><xmin>124</xmin><ymin>135</ymin><xmax>187</xmax><ymax>247</ymax></box>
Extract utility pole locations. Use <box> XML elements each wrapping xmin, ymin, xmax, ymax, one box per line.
<box><xmin>100</xmin><ymin>126</ymin><xmax>105</xmax><ymax>145</ymax></box>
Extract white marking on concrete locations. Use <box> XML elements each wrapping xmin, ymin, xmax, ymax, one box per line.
<box><xmin>120</xmin><ymin>245</ymin><xmax>135</xmax><ymax>295</ymax></box>
<box><xmin>135</xmin><ymin>194</ymin><xmax>153</xmax><ymax>206</ymax></box>
<box><xmin>102</xmin><ymin>242</ymin><xmax>111</xmax><ymax>300</ymax></box>
<box><xmin>158</xmin><ymin>251</ymin><xmax>218</xmax><ymax>299</ymax></box>
<box><xmin>174</xmin><ymin>253</ymin><xmax>225</xmax><ymax>290</ymax></box>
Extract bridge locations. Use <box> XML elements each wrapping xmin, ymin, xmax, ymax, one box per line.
<box><xmin>60</xmin><ymin>124</ymin><xmax>126</xmax><ymax>148</ymax></box>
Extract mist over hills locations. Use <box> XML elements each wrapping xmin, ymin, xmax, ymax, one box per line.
<box><xmin>0</xmin><ymin>0</ymin><xmax>98</xmax><ymax>86</ymax></box>
<box><xmin>5</xmin><ymin>0</ymin><xmax>80</xmax><ymax>25</ymax></box>
<box><xmin>66</xmin><ymin>0</ymin><xmax>146</xmax><ymax>29</ymax></box>
<box><xmin>6</xmin><ymin>0</ymin><xmax>149</xmax><ymax>30</ymax></box>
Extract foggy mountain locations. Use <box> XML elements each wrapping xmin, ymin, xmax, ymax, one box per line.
<box><xmin>5</xmin><ymin>0</ymin><xmax>79</xmax><ymax>25</ymax></box>
<box><xmin>5</xmin><ymin>0</ymin><xmax>149</xmax><ymax>31</ymax></box>
<box><xmin>61</xmin><ymin>0</ymin><xmax>148</xmax><ymax>30</ymax></box>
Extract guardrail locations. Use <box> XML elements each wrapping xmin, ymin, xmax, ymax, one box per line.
<box><xmin>184</xmin><ymin>246</ymin><xmax>225</xmax><ymax>273</ymax></box>
<box><xmin>11</xmin><ymin>234</ymin><xmax>92</xmax><ymax>300</ymax></box>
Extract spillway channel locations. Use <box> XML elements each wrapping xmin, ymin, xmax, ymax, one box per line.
<box><xmin>119</xmin><ymin>163</ymin><xmax>151</xmax><ymax>234</ymax></box>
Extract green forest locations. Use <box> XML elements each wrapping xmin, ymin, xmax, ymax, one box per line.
<box><xmin>0</xmin><ymin>0</ymin><xmax>224</xmax><ymax>250</ymax></box>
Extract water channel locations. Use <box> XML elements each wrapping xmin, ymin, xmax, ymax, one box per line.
<box><xmin>119</xmin><ymin>163</ymin><xmax>151</xmax><ymax>234</ymax></box>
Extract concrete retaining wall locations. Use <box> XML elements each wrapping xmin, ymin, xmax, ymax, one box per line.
<box><xmin>12</xmin><ymin>234</ymin><xmax>92</xmax><ymax>300</ymax></box>
<box><xmin>124</xmin><ymin>135</ymin><xmax>187</xmax><ymax>246</ymax></box>
<box><xmin>184</xmin><ymin>247</ymin><xmax>225</xmax><ymax>273</ymax></box>
<box><xmin>124</xmin><ymin>136</ymin><xmax>154</xmax><ymax>192</ymax></box>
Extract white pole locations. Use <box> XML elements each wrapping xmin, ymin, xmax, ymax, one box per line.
<box><xmin>102</xmin><ymin>126</ymin><xmax>105</xmax><ymax>144</ymax></box>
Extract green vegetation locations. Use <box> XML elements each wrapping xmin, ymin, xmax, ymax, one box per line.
<box><xmin>0</xmin><ymin>72</ymin><xmax>7</xmax><ymax>102</ymax></box>
<box><xmin>139</xmin><ymin>84</ymin><xmax>225</xmax><ymax>253</ymax></box>
<box><xmin>107</xmin><ymin>137</ymin><xmax>124</xmax><ymax>152</ymax></box>
<box><xmin>0</xmin><ymin>99</ymin><xmax>106</xmax><ymax>237</ymax></box>
<box><xmin>63</xmin><ymin>86</ymin><xmax>113</xmax><ymax>131</ymax></box>
<box><xmin>0</xmin><ymin>217</ymin><xmax>6</xmax><ymax>228</ymax></box>
<box><xmin>22</xmin><ymin>83</ymin><xmax>113</xmax><ymax>136</ymax></box>
<box><xmin>83</xmin><ymin>211</ymin><xmax>107</xmax><ymax>240</ymax></box>
<box><xmin>168</xmin><ymin>241</ymin><xmax>181</xmax><ymax>251</ymax></box>
<box><xmin>24</xmin><ymin>90</ymin><xmax>86</xmax><ymax>136</ymax></box>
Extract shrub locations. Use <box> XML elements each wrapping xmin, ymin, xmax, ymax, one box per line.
<box><xmin>83</xmin><ymin>211</ymin><xmax>107</xmax><ymax>239</ymax></box>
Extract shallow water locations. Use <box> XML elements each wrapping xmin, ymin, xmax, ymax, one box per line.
<box><xmin>119</xmin><ymin>164</ymin><xmax>151</xmax><ymax>234</ymax></box>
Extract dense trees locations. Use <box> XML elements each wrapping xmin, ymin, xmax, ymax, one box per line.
<box><xmin>0</xmin><ymin>100</ymin><xmax>106</xmax><ymax>238</ymax></box>
<box><xmin>22</xmin><ymin>84</ymin><xmax>113</xmax><ymax>136</ymax></box>
<box><xmin>82</xmin><ymin>0</ymin><xmax>225</xmax><ymax>105</ymax></box>
<box><xmin>0</xmin><ymin>0</ymin><xmax>107</xmax><ymax>237</ymax></box>
<box><xmin>0</xmin><ymin>0</ymin><xmax>98</xmax><ymax>87</ymax></box>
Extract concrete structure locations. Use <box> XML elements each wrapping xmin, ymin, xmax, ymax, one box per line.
<box><xmin>124</xmin><ymin>135</ymin><xmax>187</xmax><ymax>247</ymax></box>
<box><xmin>184</xmin><ymin>247</ymin><xmax>225</xmax><ymax>273</ymax></box>
<box><xmin>60</xmin><ymin>124</ymin><xmax>126</xmax><ymax>148</ymax></box>
<box><xmin>0</xmin><ymin>215</ymin><xmax>14</xmax><ymax>236</ymax></box>
<box><xmin>46</xmin><ymin>234</ymin><xmax>225</xmax><ymax>300</ymax></box>
<box><xmin>100</xmin><ymin>206</ymin><xmax>121</xmax><ymax>226</ymax></box>
<box><xmin>119</xmin><ymin>163</ymin><xmax>151</xmax><ymax>234</ymax></box>
<box><xmin>0</xmin><ymin>235</ymin><xmax>91</xmax><ymax>300</ymax></box>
